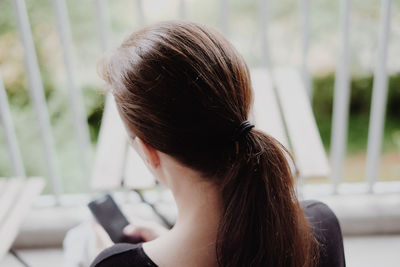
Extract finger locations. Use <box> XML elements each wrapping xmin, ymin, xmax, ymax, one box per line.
<box><xmin>123</xmin><ymin>225</ymin><xmax>140</xmax><ymax>236</ymax></box>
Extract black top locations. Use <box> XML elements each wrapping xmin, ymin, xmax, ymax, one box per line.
<box><xmin>301</xmin><ymin>200</ymin><xmax>346</xmax><ymax>267</ymax></box>
<box><xmin>91</xmin><ymin>200</ymin><xmax>345</xmax><ymax>267</ymax></box>
<box><xmin>91</xmin><ymin>243</ymin><xmax>157</xmax><ymax>267</ymax></box>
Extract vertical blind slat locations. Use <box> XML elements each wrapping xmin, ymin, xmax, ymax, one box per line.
<box><xmin>52</xmin><ymin>0</ymin><xmax>92</xmax><ymax>183</ymax></box>
<box><xmin>219</xmin><ymin>0</ymin><xmax>229</xmax><ymax>36</ymax></box>
<box><xmin>330</xmin><ymin>0</ymin><xmax>351</xmax><ymax>193</ymax></box>
<box><xmin>259</xmin><ymin>0</ymin><xmax>271</xmax><ymax>68</ymax></box>
<box><xmin>366</xmin><ymin>0</ymin><xmax>392</xmax><ymax>192</ymax></box>
<box><xmin>179</xmin><ymin>0</ymin><xmax>186</xmax><ymax>20</ymax></box>
<box><xmin>299</xmin><ymin>0</ymin><xmax>312</xmax><ymax>97</ymax></box>
<box><xmin>12</xmin><ymin>0</ymin><xmax>62</xmax><ymax>203</ymax></box>
<box><xmin>0</xmin><ymin>72</ymin><xmax>26</xmax><ymax>178</ymax></box>
<box><xmin>95</xmin><ymin>0</ymin><xmax>111</xmax><ymax>52</ymax></box>
<box><xmin>136</xmin><ymin>0</ymin><xmax>145</xmax><ymax>27</ymax></box>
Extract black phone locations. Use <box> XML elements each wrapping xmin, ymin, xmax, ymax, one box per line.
<box><xmin>88</xmin><ymin>193</ymin><xmax>143</xmax><ymax>244</ymax></box>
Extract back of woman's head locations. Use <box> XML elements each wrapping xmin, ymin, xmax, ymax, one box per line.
<box><xmin>100</xmin><ymin>21</ymin><xmax>318</xmax><ymax>267</ymax></box>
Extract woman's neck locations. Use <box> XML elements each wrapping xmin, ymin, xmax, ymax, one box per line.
<box><xmin>172</xmin><ymin>173</ymin><xmax>221</xmax><ymax>229</ymax></box>
<box><xmin>144</xmin><ymin>163</ymin><xmax>222</xmax><ymax>267</ymax></box>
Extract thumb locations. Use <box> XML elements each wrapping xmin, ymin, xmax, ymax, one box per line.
<box><xmin>123</xmin><ymin>224</ymin><xmax>141</xmax><ymax>236</ymax></box>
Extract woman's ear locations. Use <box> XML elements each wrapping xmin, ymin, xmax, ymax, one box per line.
<box><xmin>134</xmin><ymin>137</ymin><xmax>160</xmax><ymax>169</ymax></box>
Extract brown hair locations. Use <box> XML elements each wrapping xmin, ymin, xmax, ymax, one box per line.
<box><xmin>100</xmin><ymin>21</ymin><xmax>318</xmax><ymax>267</ymax></box>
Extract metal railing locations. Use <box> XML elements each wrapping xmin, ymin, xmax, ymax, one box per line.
<box><xmin>0</xmin><ymin>0</ymin><xmax>396</xmax><ymax>203</ymax></box>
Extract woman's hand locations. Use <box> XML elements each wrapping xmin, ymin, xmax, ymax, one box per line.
<box><xmin>123</xmin><ymin>219</ymin><xmax>169</xmax><ymax>242</ymax></box>
<box><xmin>92</xmin><ymin>220</ymin><xmax>114</xmax><ymax>254</ymax></box>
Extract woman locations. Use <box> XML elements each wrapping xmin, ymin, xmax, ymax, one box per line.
<box><xmin>91</xmin><ymin>21</ymin><xmax>345</xmax><ymax>267</ymax></box>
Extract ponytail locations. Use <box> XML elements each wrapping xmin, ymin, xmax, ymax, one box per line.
<box><xmin>216</xmin><ymin>130</ymin><xmax>319</xmax><ymax>267</ymax></box>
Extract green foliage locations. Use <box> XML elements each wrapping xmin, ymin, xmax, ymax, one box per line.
<box><xmin>387</xmin><ymin>74</ymin><xmax>400</xmax><ymax>119</ymax></box>
<box><xmin>0</xmin><ymin>1</ymin><xmax>15</xmax><ymax>34</ymax></box>
<box><xmin>312</xmin><ymin>73</ymin><xmax>400</xmax><ymax>154</ymax></box>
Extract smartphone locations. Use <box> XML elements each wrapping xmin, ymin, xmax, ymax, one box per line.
<box><xmin>88</xmin><ymin>194</ymin><xmax>143</xmax><ymax>244</ymax></box>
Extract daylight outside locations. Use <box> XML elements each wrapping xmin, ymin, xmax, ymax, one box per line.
<box><xmin>0</xmin><ymin>0</ymin><xmax>399</xmax><ymax>266</ymax></box>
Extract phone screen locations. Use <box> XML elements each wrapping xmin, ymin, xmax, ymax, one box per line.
<box><xmin>88</xmin><ymin>194</ymin><xmax>142</xmax><ymax>243</ymax></box>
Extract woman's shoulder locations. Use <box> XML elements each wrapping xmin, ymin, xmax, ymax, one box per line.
<box><xmin>301</xmin><ymin>200</ymin><xmax>342</xmax><ymax>240</ymax></box>
<box><xmin>301</xmin><ymin>200</ymin><xmax>346</xmax><ymax>267</ymax></box>
<box><xmin>90</xmin><ymin>243</ymin><xmax>158</xmax><ymax>267</ymax></box>
<box><xmin>301</xmin><ymin>200</ymin><xmax>339</xmax><ymax>224</ymax></box>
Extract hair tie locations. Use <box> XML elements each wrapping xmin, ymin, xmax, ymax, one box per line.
<box><xmin>232</xmin><ymin>120</ymin><xmax>255</xmax><ymax>142</ymax></box>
